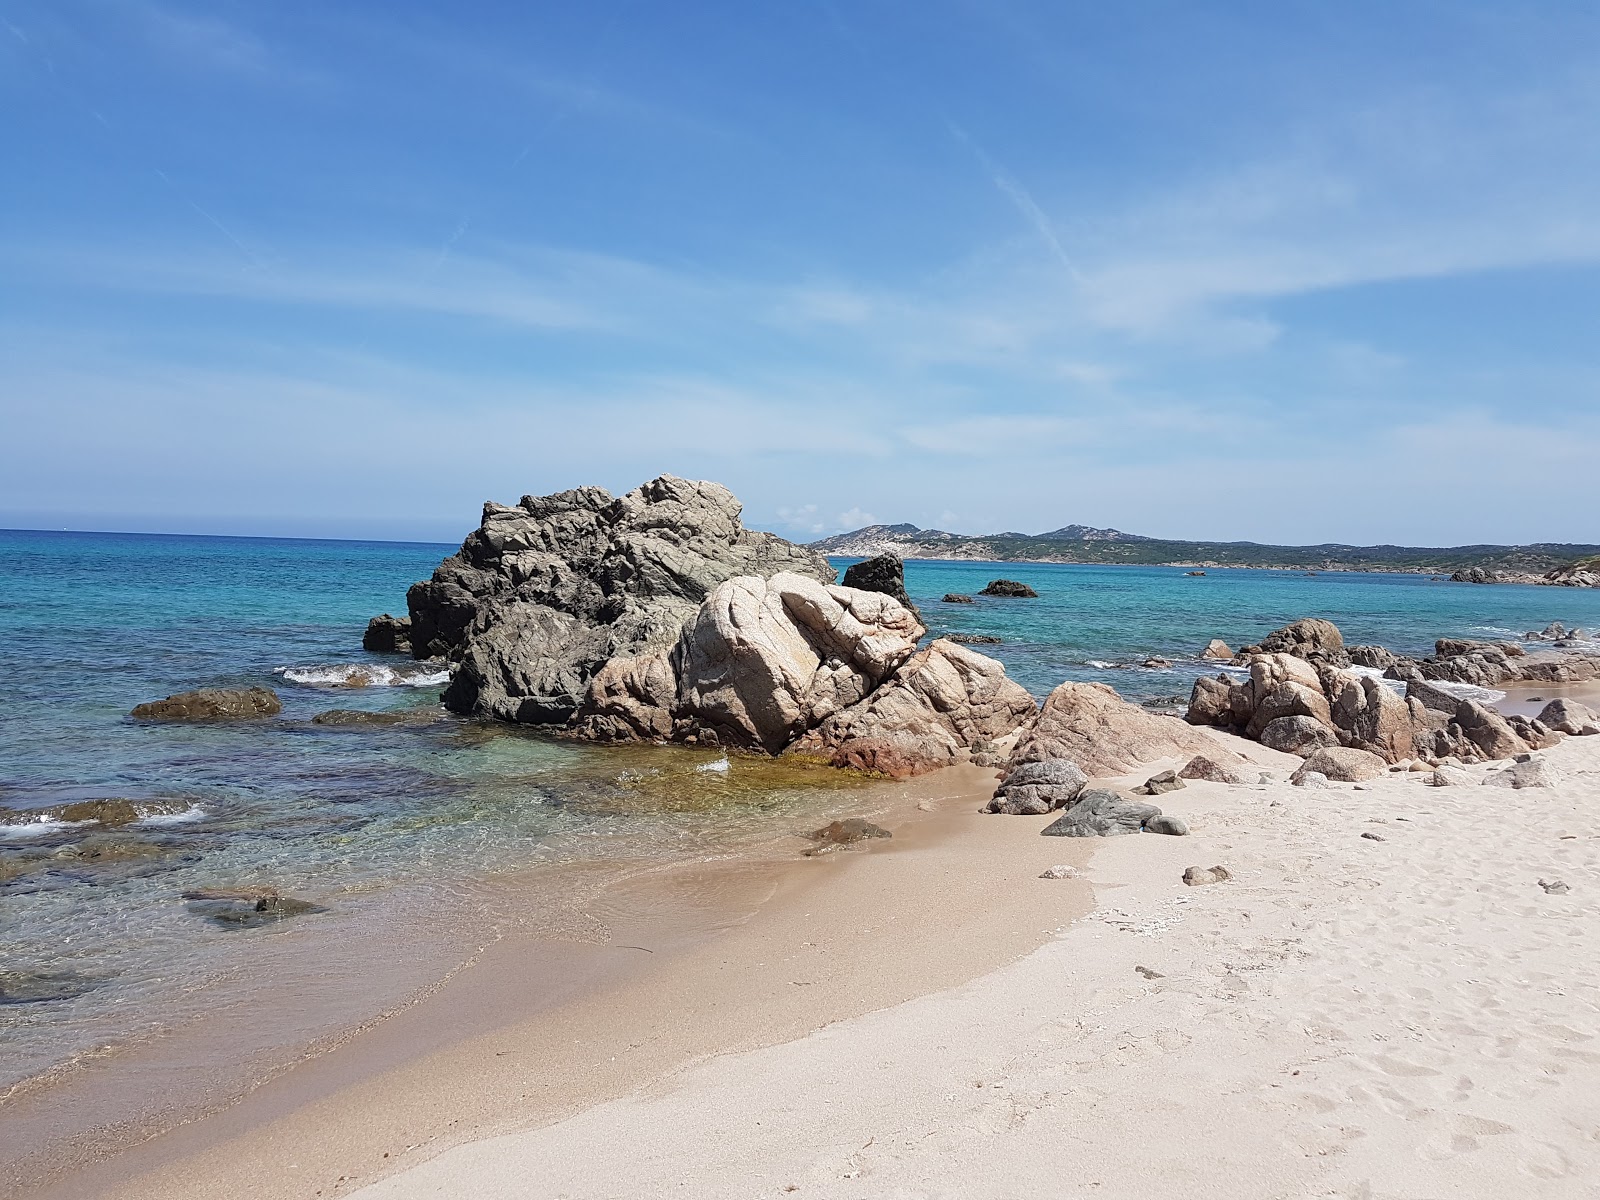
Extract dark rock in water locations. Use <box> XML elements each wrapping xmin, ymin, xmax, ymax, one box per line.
<box><xmin>0</xmin><ymin>798</ymin><xmax>193</xmax><ymax>829</ymax></box>
<box><xmin>1239</xmin><ymin>618</ymin><xmax>1349</xmax><ymax>668</ymax></box>
<box><xmin>1185</xmin><ymin>571</ymin><xmax>1206</xmax><ymax>576</ymax></box>
<box><xmin>0</xmin><ymin>969</ymin><xmax>102</xmax><ymax>1005</ymax></box>
<box><xmin>943</xmin><ymin>594</ymin><xmax>974</xmax><ymax>604</ymax></box>
<box><xmin>1040</xmin><ymin>788</ymin><xmax>1163</xmax><ymax>837</ymax></box>
<box><xmin>311</xmin><ymin>709</ymin><xmax>416</xmax><ymax>726</ymax></box>
<box><xmin>1134</xmin><ymin>769</ymin><xmax>1185</xmax><ymax>796</ymax></box>
<box><xmin>979</xmin><ymin>579</ymin><xmax>1038</xmax><ymax>598</ymax></box>
<box><xmin>803</xmin><ymin>818</ymin><xmax>891</xmax><ymax>854</ymax></box>
<box><xmin>946</xmin><ymin>633</ymin><xmax>1002</xmax><ymax>645</ymax></box>
<box><xmin>182</xmin><ymin>888</ymin><xmax>328</xmax><ymax>925</ymax></box>
<box><xmin>1451</xmin><ymin>567</ymin><xmax>1499</xmax><ymax>584</ymax></box>
<box><xmin>363</xmin><ymin>614</ymin><xmax>412</xmax><ymax>654</ymax></box>
<box><xmin>841</xmin><ymin>554</ymin><xmax>920</xmax><ymax>620</ymax></box>
<box><xmin>987</xmin><ymin>758</ymin><xmax>1088</xmax><ymax>815</ymax></box>
<box><xmin>131</xmin><ymin>687</ymin><xmax>282</xmax><ymax>721</ymax></box>
<box><xmin>395</xmin><ymin>475</ymin><xmax>835</xmax><ymax>724</ymax></box>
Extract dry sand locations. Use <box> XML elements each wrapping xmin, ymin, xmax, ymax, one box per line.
<box><xmin>348</xmin><ymin>735</ymin><xmax>1600</xmax><ymax>1200</ymax></box>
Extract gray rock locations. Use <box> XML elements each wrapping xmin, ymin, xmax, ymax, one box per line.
<box><xmin>1144</xmin><ymin>813</ymin><xmax>1190</xmax><ymax>836</ymax></box>
<box><xmin>943</xmin><ymin>594</ymin><xmax>974</xmax><ymax>604</ymax></box>
<box><xmin>1293</xmin><ymin>746</ymin><xmax>1388</xmax><ymax>782</ymax></box>
<box><xmin>1258</xmin><ymin>714</ymin><xmax>1339</xmax><ymax>756</ymax></box>
<box><xmin>1539</xmin><ymin>879</ymin><xmax>1571</xmax><ymax>894</ymax></box>
<box><xmin>1293</xmin><ymin>771</ymin><xmax>1332</xmax><ymax>789</ymax></box>
<box><xmin>1431</xmin><ymin>765</ymin><xmax>1477</xmax><ymax>787</ymax></box>
<box><xmin>1039</xmin><ymin>864</ymin><xmax>1078</xmax><ymax>879</ymax></box>
<box><xmin>1348</xmin><ymin>644</ymin><xmax>1398</xmax><ymax>669</ymax></box>
<box><xmin>1483</xmin><ymin>757</ymin><xmax>1560</xmax><ymax>789</ymax></box>
<box><xmin>1134</xmin><ymin>769</ymin><xmax>1185</xmax><ymax>796</ymax></box>
<box><xmin>131</xmin><ymin>687</ymin><xmax>282</xmax><ymax>721</ymax></box>
<box><xmin>987</xmin><ymin>758</ymin><xmax>1089</xmax><ymax>815</ymax></box>
<box><xmin>1405</xmin><ymin>678</ymin><xmax>1464</xmax><ymax>716</ymax></box>
<box><xmin>1040</xmin><ymin>788</ymin><xmax>1163</xmax><ymax>837</ymax></box>
<box><xmin>1238</xmin><ymin>618</ymin><xmax>1350</xmax><ymax>668</ymax></box>
<box><xmin>1182</xmin><ymin>865</ymin><xmax>1231</xmax><ymax>886</ymax></box>
<box><xmin>946</xmin><ymin>633</ymin><xmax>1003</xmax><ymax>645</ymax></box>
<box><xmin>397</xmin><ymin>476</ymin><xmax>836</xmax><ymax>723</ymax></box>
<box><xmin>841</xmin><ymin>554</ymin><xmax>920</xmax><ymax>620</ymax></box>
<box><xmin>1451</xmin><ymin>567</ymin><xmax>1500</xmax><ymax>584</ymax></box>
<box><xmin>1536</xmin><ymin>698</ymin><xmax>1600</xmax><ymax>736</ymax></box>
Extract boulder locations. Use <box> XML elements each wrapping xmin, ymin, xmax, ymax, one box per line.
<box><xmin>362</xmin><ymin>614</ymin><xmax>412</xmax><ymax>654</ymax></box>
<box><xmin>1185</xmin><ymin>675</ymin><xmax>1241</xmax><ymax>727</ymax></box>
<box><xmin>1182</xmin><ymin>865</ymin><xmax>1232</xmax><ymax>886</ymax></box>
<box><xmin>1431</xmin><ymin>766</ymin><xmax>1477</xmax><ymax>787</ymax></box>
<box><xmin>1258</xmin><ymin>715</ymin><xmax>1339</xmax><ymax>756</ymax></box>
<box><xmin>1405</xmin><ymin>678</ymin><xmax>1464</xmax><ymax>716</ymax></box>
<box><xmin>1536</xmin><ymin>698</ymin><xmax>1600</xmax><ymax>735</ymax></box>
<box><xmin>1200</xmin><ymin>639</ymin><xmax>1234</xmax><ymax>661</ymax></box>
<box><xmin>397</xmin><ymin>476</ymin><xmax>836</xmax><ymax>723</ymax></box>
<box><xmin>1178</xmin><ymin>755</ymin><xmax>1250</xmax><ymax>785</ymax></box>
<box><xmin>1239</xmin><ymin>618</ymin><xmax>1349</xmax><ymax>668</ymax></box>
<box><xmin>1134</xmin><ymin>770</ymin><xmax>1185</xmax><ymax>796</ymax></box>
<box><xmin>1453</xmin><ymin>701</ymin><xmax>1524</xmax><ymax>761</ymax></box>
<box><xmin>1293</xmin><ymin>771</ymin><xmax>1332</xmax><ymax>789</ymax></box>
<box><xmin>986</xmin><ymin>758</ymin><xmax>1089</xmax><ymax>815</ymax></box>
<box><xmin>943</xmin><ymin>594</ymin><xmax>974</xmax><ymax>604</ymax></box>
<box><xmin>979</xmin><ymin>580</ymin><xmax>1038</xmax><ymax>598</ymax></box>
<box><xmin>1292</xmin><ymin>746</ymin><xmax>1388</xmax><ymax>783</ymax></box>
<box><xmin>1040</xmin><ymin>789</ymin><xmax>1163</xmax><ymax>837</ymax></box>
<box><xmin>840</xmin><ymin>554</ymin><xmax>920</xmax><ymax>620</ymax></box>
<box><xmin>1483</xmin><ymin>758</ymin><xmax>1559</xmax><ymax>789</ymax></box>
<box><xmin>1325</xmin><ymin>674</ymin><xmax>1418</xmax><ymax>762</ymax></box>
<box><xmin>1012</xmin><ymin>681</ymin><xmax>1240</xmax><ymax>777</ymax></box>
<box><xmin>672</xmin><ymin>574</ymin><xmax>925</xmax><ymax>754</ymax></box>
<box><xmin>1144</xmin><ymin>814</ymin><xmax>1190</xmax><ymax>836</ymax></box>
<box><xmin>1348</xmin><ymin>644</ymin><xmax>1398</xmax><ymax>669</ymax></box>
<box><xmin>792</xmin><ymin>638</ymin><xmax>1036</xmax><ymax>778</ymax></box>
<box><xmin>131</xmin><ymin>687</ymin><xmax>282</xmax><ymax>721</ymax></box>
<box><xmin>568</xmin><ymin>653</ymin><xmax>679</xmax><ymax>742</ymax></box>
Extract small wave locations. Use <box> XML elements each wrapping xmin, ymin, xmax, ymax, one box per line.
<box><xmin>1469</xmin><ymin>626</ymin><xmax>1523</xmax><ymax>637</ymax></box>
<box><xmin>1086</xmin><ymin>660</ymin><xmax>1119</xmax><ymax>670</ymax></box>
<box><xmin>695</xmin><ymin>757</ymin><xmax>730</xmax><ymax>774</ymax></box>
<box><xmin>275</xmin><ymin>663</ymin><xmax>449</xmax><ymax>689</ymax></box>
<box><xmin>0</xmin><ymin>816</ymin><xmax>74</xmax><ymax>840</ymax></box>
<box><xmin>1422</xmin><ymin>679</ymin><xmax>1507</xmax><ymax>704</ymax></box>
<box><xmin>135</xmin><ymin>804</ymin><xmax>205</xmax><ymax>826</ymax></box>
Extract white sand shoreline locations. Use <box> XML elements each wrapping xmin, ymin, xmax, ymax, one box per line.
<box><xmin>355</xmin><ymin>734</ymin><xmax>1600</xmax><ymax>1199</ymax></box>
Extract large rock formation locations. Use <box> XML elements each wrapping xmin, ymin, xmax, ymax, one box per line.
<box><xmin>392</xmin><ymin>476</ymin><xmax>836</xmax><ymax>723</ymax></box>
<box><xmin>1012</xmin><ymin>681</ymin><xmax>1239</xmax><ymax>777</ymax></box>
<box><xmin>1237</xmin><ymin>618</ymin><xmax>1348</xmax><ymax>668</ymax></box>
<box><xmin>840</xmin><ymin>554</ymin><xmax>919</xmax><ymax>620</ymax></box>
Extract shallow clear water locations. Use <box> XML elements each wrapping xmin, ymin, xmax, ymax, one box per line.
<box><xmin>4</xmin><ymin>531</ymin><xmax>1599</xmax><ymax>1093</ymax></box>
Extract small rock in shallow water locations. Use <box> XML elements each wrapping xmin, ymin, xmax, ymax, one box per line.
<box><xmin>978</xmin><ymin>579</ymin><xmax>1038</xmax><ymax>598</ymax></box>
<box><xmin>181</xmin><ymin>888</ymin><xmax>327</xmax><ymax>926</ymax></box>
<box><xmin>131</xmin><ymin>687</ymin><xmax>282</xmax><ymax>721</ymax></box>
<box><xmin>942</xmin><ymin>593</ymin><xmax>973</xmax><ymax>604</ymax></box>
<box><xmin>311</xmin><ymin>709</ymin><xmax>414</xmax><ymax>726</ymax></box>
<box><xmin>1039</xmin><ymin>864</ymin><xmax>1078</xmax><ymax>879</ymax></box>
<box><xmin>1182</xmin><ymin>865</ymin><xmax>1231</xmax><ymax>886</ymax></box>
<box><xmin>804</xmin><ymin>818</ymin><xmax>892</xmax><ymax>854</ymax></box>
<box><xmin>945</xmin><ymin>633</ymin><xmax>1002</xmax><ymax>645</ymax></box>
<box><xmin>1539</xmin><ymin>879</ymin><xmax>1571</xmax><ymax>894</ymax></box>
<box><xmin>0</xmin><ymin>969</ymin><xmax>102</xmax><ymax>1005</ymax></box>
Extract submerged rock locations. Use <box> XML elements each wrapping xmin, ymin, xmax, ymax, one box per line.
<box><xmin>0</xmin><ymin>969</ymin><xmax>102</xmax><ymax>1005</ymax></box>
<box><xmin>942</xmin><ymin>594</ymin><xmax>974</xmax><ymax>604</ymax></box>
<box><xmin>945</xmin><ymin>633</ymin><xmax>1002</xmax><ymax>645</ymax></box>
<box><xmin>311</xmin><ymin>709</ymin><xmax>420</xmax><ymax>726</ymax></box>
<box><xmin>181</xmin><ymin>888</ymin><xmax>328</xmax><ymax>926</ymax></box>
<box><xmin>803</xmin><ymin>818</ymin><xmax>891</xmax><ymax>855</ymax></box>
<box><xmin>131</xmin><ymin>687</ymin><xmax>282</xmax><ymax>721</ymax></box>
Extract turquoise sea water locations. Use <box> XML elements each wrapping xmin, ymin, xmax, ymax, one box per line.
<box><xmin>4</xmin><ymin>529</ymin><xmax>1600</xmax><ymax>1096</ymax></box>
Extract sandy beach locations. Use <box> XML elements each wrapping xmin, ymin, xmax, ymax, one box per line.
<box><xmin>343</xmin><ymin>733</ymin><xmax>1600</xmax><ymax>1200</ymax></box>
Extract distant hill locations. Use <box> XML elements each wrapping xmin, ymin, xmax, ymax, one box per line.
<box><xmin>809</xmin><ymin>523</ymin><xmax>1600</xmax><ymax>575</ymax></box>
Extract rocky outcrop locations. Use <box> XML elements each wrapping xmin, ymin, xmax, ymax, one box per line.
<box><xmin>131</xmin><ymin>687</ymin><xmax>282</xmax><ymax>721</ymax></box>
<box><xmin>1200</xmin><ymin>639</ymin><xmax>1234</xmax><ymax>661</ymax></box>
<box><xmin>392</xmin><ymin>476</ymin><xmax>836</xmax><ymax>723</ymax></box>
<box><xmin>1238</xmin><ymin>618</ymin><xmax>1348</xmax><ymax>668</ymax></box>
<box><xmin>362</xmin><ymin>614</ymin><xmax>412</xmax><ymax>654</ymax></box>
<box><xmin>1536</xmin><ymin>699</ymin><xmax>1600</xmax><ymax>736</ymax></box>
<box><xmin>794</xmin><ymin>638</ymin><xmax>1037</xmax><ymax>778</ymax></box>
<box><xmin>1348</xmin><ymin>644</ymin><xmax>1397</xmax><ymax>669</ymax></box>
<box><xmin>840</xmin><ymin>554</ymin><xmax>919</xmax><ymax>619</ymax></box>
<box><xmin>1450</xmin><ymin>567</ymin><xmax>1499</xmax><ymax>584</ymax></box>
<box><xmin>980</xmin><ymin>580</ymin><xmax>1038</xmax><ymax>598</ymax></box>
<box><xmin>1013</xmin><ymin>681</ymin><xmax>1239</xmax><ymax>777</ymax></box>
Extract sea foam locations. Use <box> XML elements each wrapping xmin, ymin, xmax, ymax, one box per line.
<box><xmin>275</xmin><ymin>663</ymin><xmax>450</xmax><ymax>689</ymax></box>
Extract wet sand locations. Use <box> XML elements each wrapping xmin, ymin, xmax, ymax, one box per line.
<box><xmin>11</xmin><ymin>763</ymin><xmax>1099</xmax><ymax>1200</ymax></box>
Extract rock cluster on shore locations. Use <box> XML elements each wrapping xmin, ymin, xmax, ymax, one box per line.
<box><xmin>1187</xmin><ymin>618</ymin><xmax>1600</xmax><ymax>766</ymax></box>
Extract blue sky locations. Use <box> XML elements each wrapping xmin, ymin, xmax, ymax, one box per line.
<box><xmin>4</xmin><ymin>2</ymin><xmax>1599</xmax><ymax>546</ymax></box>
